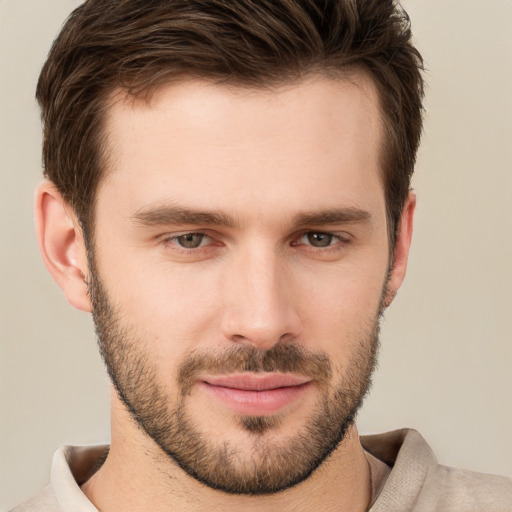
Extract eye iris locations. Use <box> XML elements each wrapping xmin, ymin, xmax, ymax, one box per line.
<box><xmin>177</xmin><ymin>233</ymin><xmax>204</xmax><ymax>248</ymax></box>
<box><xmin>307</xmin><ymin>232</ymin><xmax>333</xmax><ymax>247</ymax></box>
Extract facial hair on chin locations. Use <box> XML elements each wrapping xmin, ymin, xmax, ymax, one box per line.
<box><xmin>87</xmin><ymin>259</ymin><xmax>382</xmax><ymax>495</ymax></box>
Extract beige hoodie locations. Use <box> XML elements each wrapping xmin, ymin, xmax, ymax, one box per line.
<box><xmin>12</xmin><ymin>429</ymin><xmax>512</xmax><ymax>512</ymax></box>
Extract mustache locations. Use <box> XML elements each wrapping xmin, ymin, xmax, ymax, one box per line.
<box><xmin>178</xmin><ymin>343</ymin><xmax>333</xmax><ymax>395</ymax></box>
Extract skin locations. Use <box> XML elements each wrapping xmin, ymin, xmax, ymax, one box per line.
<box><xmin>36</xmin><ymin>74</ymin><xmax>415</xmax><ymax>512</ymax></box>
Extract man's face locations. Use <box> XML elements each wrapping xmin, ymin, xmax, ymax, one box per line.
<box><xmin>89</xmin><ymin>76</ymin><xmax>394</xmax><ymax>494</ymax></box>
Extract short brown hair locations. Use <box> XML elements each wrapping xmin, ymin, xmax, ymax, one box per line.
<box><xmin>36</xmin><ymin>0</ymin><xmax>424</xmax><ymax>247</ymax></box>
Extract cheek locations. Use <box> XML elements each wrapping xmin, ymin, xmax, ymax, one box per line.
<box><xmin>96</xmin><ymin>249</ymin><xmax>225</xmax><ymax>366</ymax></box>
<box><xmin>293</xmin><ymin>259</ymin><xmax>386</xmax><ymax>356</ymax></box>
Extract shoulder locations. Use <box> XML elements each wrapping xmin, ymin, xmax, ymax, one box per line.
<box><xmin>418</xmin><ymin>464</ymin><xmax>512</xmax><ymax>512</ymax></box>
<box><xmin>9</xmin><ymin>444</ymin><xmax>107</xmax><ymax>512</ymax></box>
<box><xmin>363</xmin><ymin>429</ymin><xmax>512</xmax><ymax>512</ymax></box>
<box><xmin>9</xmin><ymin>485</ymin><xmax>60</xmax><ymax>512</ymax></box>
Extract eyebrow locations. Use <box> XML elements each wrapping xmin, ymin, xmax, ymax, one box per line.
<box><xmin>293</xmin><ymin>208</ymin><xmax>371</xmax><ymax>227</ymax></box>
<box><xmin>131</xmin><ymin>204</ymin><xmax>371</xmax><ymax>229</ymax></box>
<box><xmin>132</xmin><ymin>205</ymin><xmax>237</xmax><ymax>228</ymax></box>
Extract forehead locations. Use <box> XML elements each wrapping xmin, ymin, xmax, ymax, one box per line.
<box><xmin>99</xmin><ymin>74</ymin><xmax>385</xmax><ymax>223</ymax></box>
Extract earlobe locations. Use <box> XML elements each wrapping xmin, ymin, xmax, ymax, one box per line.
<box><xmin>384</xmin><ymin>191</ymin><xmax>416</xmax><ymax>308</ymax></box>
<box><xmin>35</xmin><ymin>181</ymin><xmax>92</xmax><ymax>312</ymax></box>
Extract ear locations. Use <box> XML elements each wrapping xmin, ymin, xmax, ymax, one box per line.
<box><xmin>35</xmin><ymin>181</ymin><xmax>92</xmax><ymax>312</ymax></box>
<box><xmin>383</xmin><ymin>191</ymin><xmax>416</xmax><ymax>308</ymax></box>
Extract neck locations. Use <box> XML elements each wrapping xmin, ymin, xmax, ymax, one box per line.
<box><xmin>82</xmin><ymin>393</ymin><xmax>372</xmax><ymax>512</ymax></box>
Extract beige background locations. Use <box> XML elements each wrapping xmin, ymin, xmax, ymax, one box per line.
<box><xmin>1</xmin><ymin>0</ymin><xmax>511</xmax><ymax>509</ymax></box>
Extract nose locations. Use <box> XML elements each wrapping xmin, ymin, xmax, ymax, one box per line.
<box><xmin>220</xmin><ymin>246</ymin><xmax>301</xmax><ymax>351</ymax></box>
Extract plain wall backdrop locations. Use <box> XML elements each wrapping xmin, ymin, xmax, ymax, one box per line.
<box><xmin>1</xmin><ymin>0</ymin><xmax>511</xmax><ymax>509</ymax></box>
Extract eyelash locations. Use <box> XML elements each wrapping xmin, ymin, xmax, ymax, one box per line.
<box><xmin>292</xmin><ymin>232</ymin><xmax>349</xmax><ymax>249</ymax></box>
<box><xmin>160</xmin><ymin>232</ymin><xmax>216</xmax><ymax>253</ymax></box>
<box><xmin>160</xmin><ymin>230</ymin><xmax>351</xmax><ymax>254</ymax></box>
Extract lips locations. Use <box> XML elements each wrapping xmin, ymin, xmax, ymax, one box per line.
<box><xmin>199</xmin><ymin>373</ymin><xmax>313</xmax><ymax>416</ymax></box>
<box><xmin>203</xmin><ymin>373</ymin><xmax>311</xmax><ymax>390</ymax></box>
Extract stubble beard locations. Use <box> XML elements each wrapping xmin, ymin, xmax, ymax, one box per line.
<box><xmin>88</xmin><ymin>261</ymin><xmax>382</xmax><ymax>495</ymax></box>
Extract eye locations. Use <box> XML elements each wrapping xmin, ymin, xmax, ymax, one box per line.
<box><xmin>304</xmin><ymin>232</ymin><xmax>335</xmax><ymax>247</ymax></box>
<box><xmin>296</xmin><ymin>231</ymin><xmax>345</xmax><ymax>248</ymax></box>
<box><xmin>167</xmin><ymin>233</ymin><xmax>211</xmax><ymax>249</ymax></box>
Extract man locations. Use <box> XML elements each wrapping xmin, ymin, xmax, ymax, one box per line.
<box><xmin>12</xmin><ymin>0</ymin><xmax>511</xmax><ymax>510</ymax></box>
